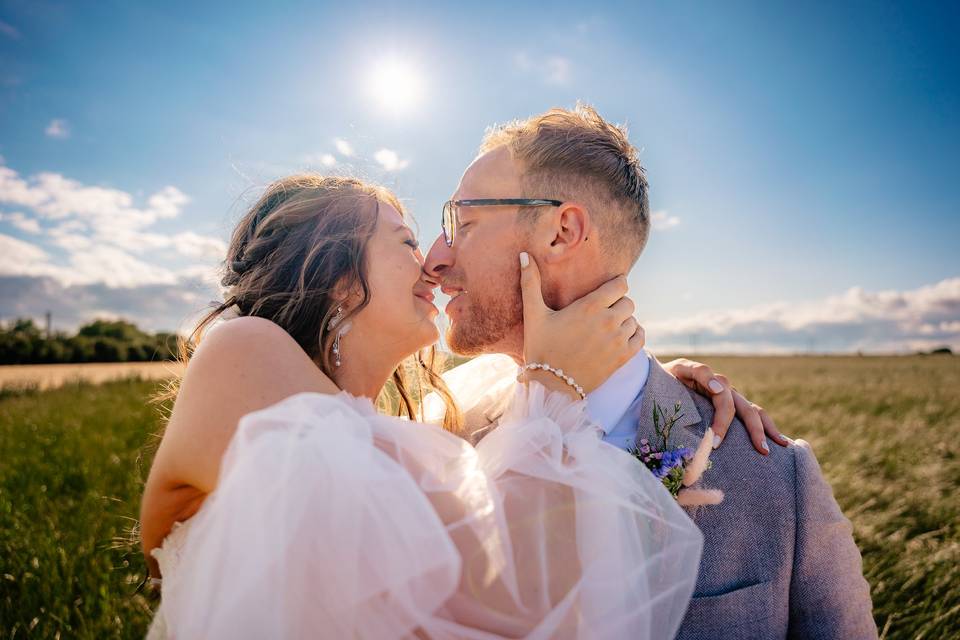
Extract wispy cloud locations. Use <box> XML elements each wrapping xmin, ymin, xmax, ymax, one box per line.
<box><xmin>0</xmin><ymin>20</ymin><xmax>20</xmax><ymax>40</ymax></box>
<box><xmin>645</xmin><ymin>277</ymin><xmax>960</xmax><ymax>354</ymax></box>
<box><xmin>373</xmin><ymin>148</ymin><xmax>410</xmax><ymax>172</ymax></box>
<box><xmin>45</xmin><ymin>119</ymin><xmax>70</xmax><ymax>139</ymax></box>
<box><xmin>0</xmin><ymin>211</ymin><xmax>41</xmax><ymax>234</ymax></box>
<box><xmin>651</xmin><ymin>210</ymin><xmax>680</xmax><ymax>231</ymax></box>
<box><xmin>514</xmin><ymin>52</ymin><xmax>571</xmax><ymax>86</ymax></box>
<box><xmin>334</xmin><ymin>138</ymin><xmax>355</xmax><ymax>157</ymax></box>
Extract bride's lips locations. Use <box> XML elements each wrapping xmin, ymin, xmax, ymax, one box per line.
<box><xmin>414</xmin><ymin>291</ymin><xmax>438</xmax><ymax>314</ymax></box>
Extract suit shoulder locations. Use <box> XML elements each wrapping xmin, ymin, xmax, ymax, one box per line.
<box><xmin>686</xmin><ymin>387</ymin><xmax>803</xmax><ymax>477</ymax></box>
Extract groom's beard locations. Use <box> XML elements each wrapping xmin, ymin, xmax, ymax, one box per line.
<box><xmin>445</xmin><ymin>282</ymin><xmax>523</xmax><ymax>356</ymax></box>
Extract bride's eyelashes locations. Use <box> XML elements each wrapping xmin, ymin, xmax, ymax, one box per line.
<box><xmin>404</xmin><ymin>238</ymin><xmax>420</xmax><ymax>250</ymax></box>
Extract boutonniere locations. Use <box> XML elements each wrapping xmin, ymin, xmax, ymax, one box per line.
<box><xmin>627</xmin><ymin>401</ymin><xmax>724</xmax><ymax>507</ymax></box>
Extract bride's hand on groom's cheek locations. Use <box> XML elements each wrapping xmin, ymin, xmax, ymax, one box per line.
<box><xmin>662</xmin><ymin>358</ymin><xmax>790</xmax><ymax>455</ymax></box>
<box><xmin>519</xmin><ymin>252</ymin><xmax>644</xmax><ymax>397</ymax></box>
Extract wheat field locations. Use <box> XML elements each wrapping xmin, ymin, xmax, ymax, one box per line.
<box><xmin>1</xmin><ymin>355</ymin><xmax>957</xmax><ymax>638</ymax></box>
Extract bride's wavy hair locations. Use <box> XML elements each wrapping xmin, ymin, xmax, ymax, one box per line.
<box><xmin>153</xmin><ymin>174</ymin><xmax>462</xmax><ymax>432</ymax></box>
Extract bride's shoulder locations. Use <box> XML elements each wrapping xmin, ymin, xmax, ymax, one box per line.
<box><xmin>192</xmin><ymin>316</ymin><xmax>335</xmax><ymax>391</ymax></box>
<box><xmin>203</xmin><ymin>315</ymin><xmax>298</xmax><ymax>348</ymax></box>
<box><xmin>157</xmin><ymin>316</ymin><xmax>339</xmax><ymax>491</ymax></box>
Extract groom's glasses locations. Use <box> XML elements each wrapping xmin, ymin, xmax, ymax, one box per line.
<box><xmin>442</xmin><ymin>199</ymin><xmax>563</xmax><ymax>247</ymax></box>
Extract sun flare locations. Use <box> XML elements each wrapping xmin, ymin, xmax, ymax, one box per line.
<box><xmin>367</xmin><ymin>56</ymin><xmax>423</xmax><ymax>115</ymax></box>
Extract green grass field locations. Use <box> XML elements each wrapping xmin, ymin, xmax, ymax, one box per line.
<box><xmin>1</xmin><ymin>356</ymin><xmax>958</xmax><ymax>639</ymax></box>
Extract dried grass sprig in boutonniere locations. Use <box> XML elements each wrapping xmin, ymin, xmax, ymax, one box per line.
<box><xmin>627</xmin><ymin>401</ymin><xmax>724</xmax><ymax>507</ymax></box>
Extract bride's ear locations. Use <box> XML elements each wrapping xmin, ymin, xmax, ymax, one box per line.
<box><xmin>329</xmin><ymin>276</ymin><xmax>363</xmax><ymax>311</ymax></box>
<box><xmin>540</xmin><ymin>202</ymin><xmax>592</xmax><ymax>265</ymax></box>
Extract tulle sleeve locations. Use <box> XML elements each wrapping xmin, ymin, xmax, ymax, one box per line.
<box><xmin>466</xmin><ymin>381</ymin><xmax>705</xmax><ymax>640</ymax></box>
<box><xmin>160</xmin><ymin>392</ymin><xmax>466</xmax><ymax>639</ymax></box>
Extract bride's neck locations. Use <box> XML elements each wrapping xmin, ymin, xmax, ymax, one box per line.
<box><xmin>329</xmin><ymin>343</ymin><xmax>401</xmax><ymax>400</ymax></box>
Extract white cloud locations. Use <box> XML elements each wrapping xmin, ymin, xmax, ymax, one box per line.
<box><xmin>70</xmin><ymin>245</ymin><xmax>180</xmax><ymax>288</ymax></box>
<box><xmin>45</xmin><ymin>119</ymin><xmax>70</xmax><ymax>139</ymax></box>
<box><xmin>0</xmin><ymin>233</ymin><xmax>49</xmax><ymax>269</ymax></box>
<box><xmin>645</xmin><ymin>277</ymin><xmax>960</xmax><ymax>354</ymax></box>
<box><xmin>514</xmin><ymin>52</ymin><xmax>572</xmax><ymax>85</ymax></box>
<box><xmin>334</xmin><ymin>138</ymin><xmax>355</xmax><ymax>157</ymax></box>
<box><xmin>0</xmin><ymin>167</ymin><xmax>188</xmax><ymax>227</ymax></box>
<box><xmin>0</xmin><ymin>232</ymin><xmax>182</xmax><ymax>288</ymax></box>
<box><xmin>0</xmin><ymin>162</ymin><xmax>228</xmax><ymax>289</ymax></box>
<box><xmin>0</xmin><ymin>211</ymin><xmax>41</xmax><ymax>234</ymax></box>
<box><xmin>303</xmin><ymin>153</ymin><xmax>337</xmax><ymax>168</ymax></box>
<box><xmin>373</xmin><ymin>148</ymin><xmax>410</xmax><ymax>172</ymax></box>
<box><xmin>651</xmin><ymin>210</ymin><xmax>680</xmax><ymax>231</ymax></box>
<box><xmin>168</xmin><ymin>231</ymin><xmax>228</xmax><ymax>260</ymax></box>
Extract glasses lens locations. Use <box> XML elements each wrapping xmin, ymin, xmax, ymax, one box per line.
<box><xmin>442</xmin><ymin>201</ymin><xmax>455</xmax><ymax>247</ymax></box>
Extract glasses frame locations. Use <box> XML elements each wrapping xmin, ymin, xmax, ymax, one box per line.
<box><xmin>442</xmin><ymin>198</ymin><xmax>563</xmax><ymax>247</ymax></box>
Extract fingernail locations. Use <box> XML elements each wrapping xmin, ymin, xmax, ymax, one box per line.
<box><xmin>708</xmin><ymin>379</ymin><xmax>724</xmax><ymax>394</ymax></box>
<box><xmin>519</xmin><ymin>252</ymin><xmax>529</xmax><ymax>268</ymax></box>
<box><xmin>712</xmin><ymin>431</ymin><xmax>723</xmax><ymax>449</ymax></box>
<box><xmin>761</xmin><ymin>440</ymin><xmax>770</xmax><ymax>453</ymax></box>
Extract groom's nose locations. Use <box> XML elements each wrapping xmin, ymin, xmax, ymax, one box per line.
<box><xmin>423</xmin><ymin>233</ymin><xmax>454</xmax><ymax>283</ymax></box>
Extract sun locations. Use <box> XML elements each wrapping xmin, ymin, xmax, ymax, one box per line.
<box><xmin>367</xmin><ymin>56</ymin><xmax>423</xmax><ymax>115</ymax></box>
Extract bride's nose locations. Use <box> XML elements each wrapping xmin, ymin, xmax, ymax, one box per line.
<box><xmin>419</xmin><ymin>268</ymin><xmax>439</xmax><ymax>290</ymax></box>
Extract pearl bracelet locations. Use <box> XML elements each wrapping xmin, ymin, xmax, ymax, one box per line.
<box><xmin>519</xmin><ymin>362</ymin><xmax>587</xmax><ymax>400</ymax></box>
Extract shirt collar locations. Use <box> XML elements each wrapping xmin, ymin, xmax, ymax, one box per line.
<box><xmin>585</xmin><ymin>348</ymin><xmax>651</xmax><ymax>435</ymax></box>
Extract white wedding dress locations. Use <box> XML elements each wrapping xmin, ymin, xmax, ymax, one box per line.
<box><xmin>147</xmin><ymin>356</ymin><xmax>703</xmax><ymax>639</ymax></box>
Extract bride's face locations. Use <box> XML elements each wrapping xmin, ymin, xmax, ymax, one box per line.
<box><xmin>348</xmin><ymin>202</ymin><xmax>439</xmax><ymax>359</ymax></box>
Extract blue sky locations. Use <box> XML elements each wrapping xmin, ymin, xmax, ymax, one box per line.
<box><xmin>1</xmin><ymin>0</ymin><xmax>958</xmax><ymax>353</ymax></box>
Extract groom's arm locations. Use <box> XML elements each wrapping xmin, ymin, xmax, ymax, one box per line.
<box><xmin>788</xmin><ymin>439</ymin><xmax>878</xmax><ymax>640</ymax></box>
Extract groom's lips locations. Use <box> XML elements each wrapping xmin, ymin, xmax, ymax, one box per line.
<box><xmin>441</xmin><ymin>285</ymin><xmax>467</xmax><ymax>315</ymax></box>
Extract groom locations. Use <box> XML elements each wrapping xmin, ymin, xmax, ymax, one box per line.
<box><xmin>422</xmin><ymin>105</ymin><xmax>878</xmax><ymax>639</ymax></box>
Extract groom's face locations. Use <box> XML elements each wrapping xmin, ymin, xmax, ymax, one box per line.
<box><xmin>423</xmin><ymin>147</ymin><xmax>529</xmax><ymax>357</ymax></box>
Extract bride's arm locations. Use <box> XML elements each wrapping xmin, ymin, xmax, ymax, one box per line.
<box><xmin>140</xmin><ymin>316</ymin><xmax>337</xmax><ymax>577</ymax></box>
<box><xmin>660</xmin><ymin>357</ymin><xmax>788</xmax><ymax>452</ymax></box>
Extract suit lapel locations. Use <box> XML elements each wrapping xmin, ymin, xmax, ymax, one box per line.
<box><xmin>633</xmin><ymin>356</ymin><xmax>705</xmax><ymax>452</ymax></box>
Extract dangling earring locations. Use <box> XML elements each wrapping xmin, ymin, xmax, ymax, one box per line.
<box><xmin>328</xmin><ymin>306</ymin><xmax>345</xmax><ymax>367</ymax></box>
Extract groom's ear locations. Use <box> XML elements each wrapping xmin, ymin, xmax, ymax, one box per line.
<box><xmin>539</xmin><ymin>202</ymin><xmax>592</xmax><ymax>265</ymax></box>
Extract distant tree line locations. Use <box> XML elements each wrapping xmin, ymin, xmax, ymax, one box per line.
<box><xmin>0</xmin><ymin>318</ymin><xmax>179</xmax><ymax>365</ymax></box>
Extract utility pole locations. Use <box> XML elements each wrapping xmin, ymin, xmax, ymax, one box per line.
<box><xmin>45</xmin><ymin>311</ymin><xmax>52</xmax><ymax>340</ymax></box>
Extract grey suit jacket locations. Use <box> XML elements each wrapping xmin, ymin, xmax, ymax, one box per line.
<box><xmin>464</xmin><ymin>355</ymin><xmax>878</xmax><ymax>639</ymax></box>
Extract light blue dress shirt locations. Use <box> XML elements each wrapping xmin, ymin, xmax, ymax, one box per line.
<box><xmin>585</xmin><ymin>349</ymin><xmax>651</xmax><ymax>451</ymax></box>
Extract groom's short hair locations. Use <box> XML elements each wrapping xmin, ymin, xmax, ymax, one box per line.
<box><xmin>479</xmin><ymin>103</ymin><xmax>650</xmax><ymax>266</ymax></box>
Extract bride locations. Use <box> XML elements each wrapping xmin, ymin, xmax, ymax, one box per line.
<box><xmin>140</xmin><ymin>175</ymin><xmax>766</xmax><ymax>638</ymax></box>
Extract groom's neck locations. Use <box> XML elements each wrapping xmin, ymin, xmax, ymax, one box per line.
<box><xmin>544</xmin><ymin>269</ymin><xmax>622</xmax><ymax>311</ymax></box>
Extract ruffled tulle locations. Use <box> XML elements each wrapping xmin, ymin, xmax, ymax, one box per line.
<box><xmin>149</xmin><ymin>384</ymin><xmax>702</xmax><ymax>639</ymax></box>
